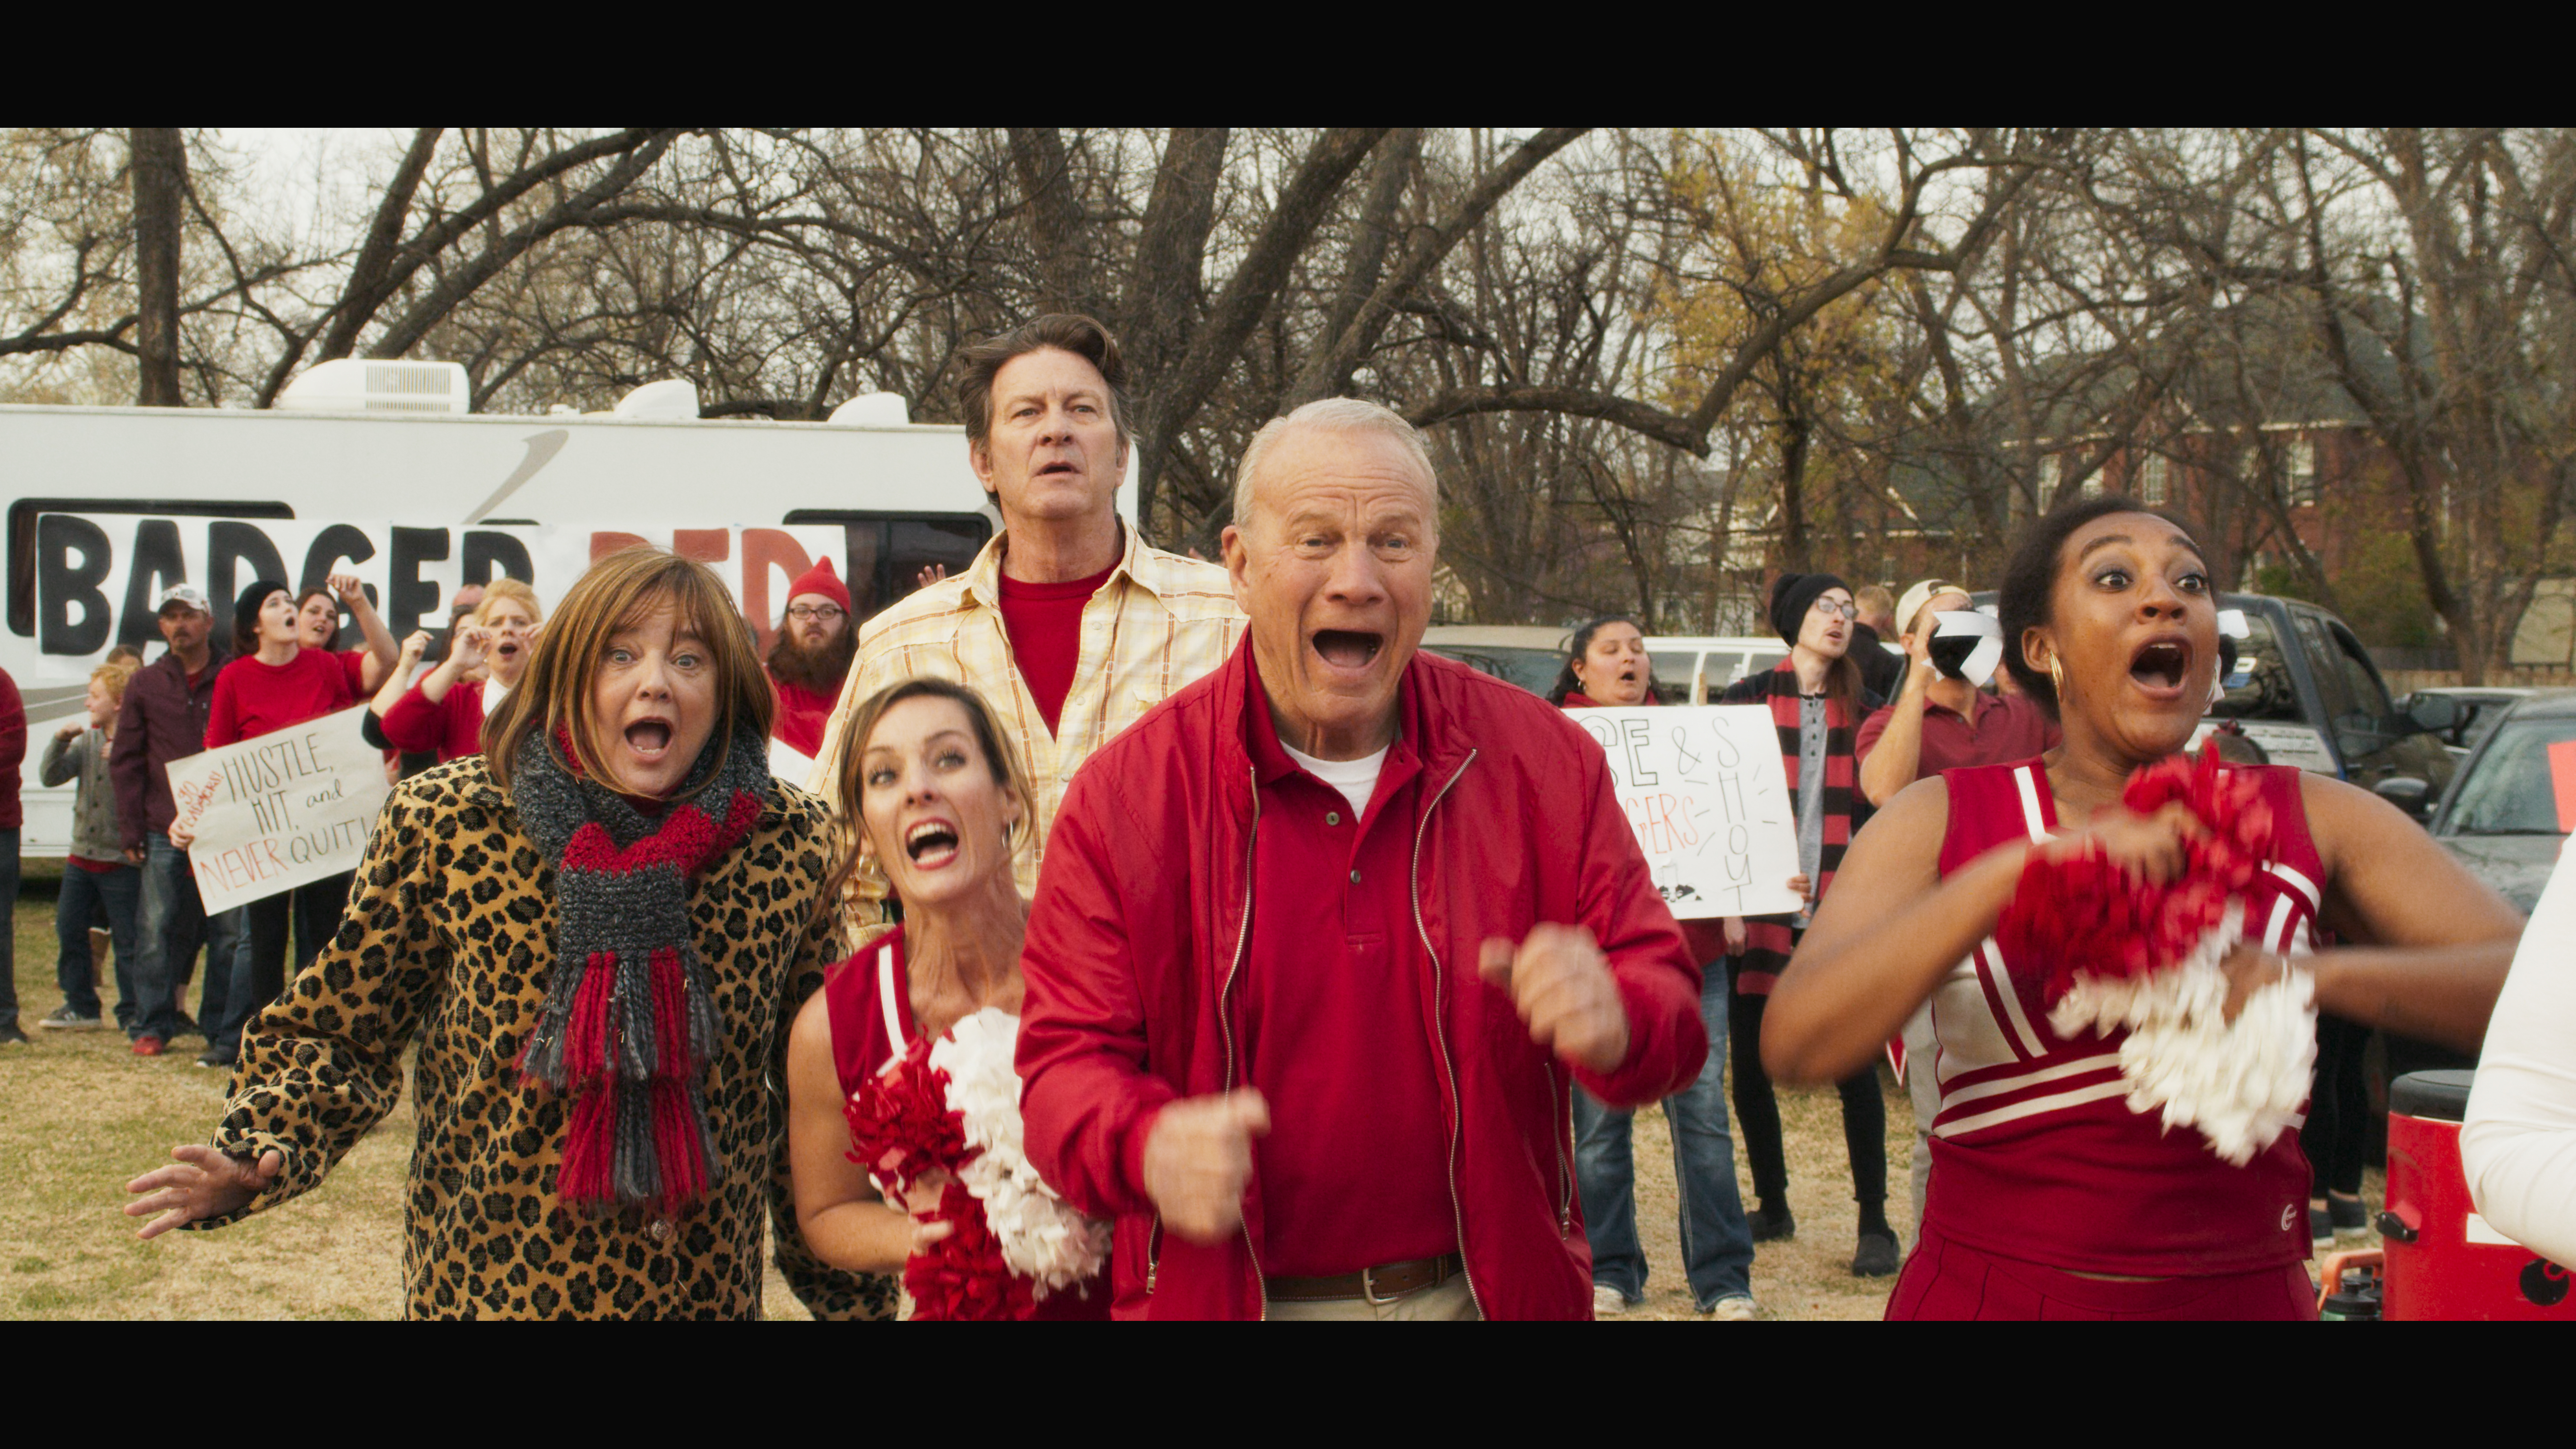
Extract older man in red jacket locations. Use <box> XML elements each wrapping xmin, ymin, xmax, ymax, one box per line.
<box><xmin>1016</xmin><ymin>398</ymin><xmax>1706</xmax><ymax>1320</ymax></box>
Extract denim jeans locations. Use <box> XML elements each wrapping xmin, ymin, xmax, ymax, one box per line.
<box><xmin>0</xmin><ymin>828</ymin><xmax>19</xmax><ymax>1031</ymax></box>
<box><xmin>131</xmin><ymin>833</ymin><xmax>241</xmax><ymax>1042</ymax></box>
<box><xmin>1572</xmin><ymin>961</ymin><xmax>1755</xmax><ymax>1308</ymax></box>
<box><xmin>54</xmin><ymin>863</ymin><xmax>141</xmax><ymax>1025</ymax></box>
<box><xmin>214</xmin><ymin>872</ymin><xmax>350</xmax><ymax>1058</ymax></box>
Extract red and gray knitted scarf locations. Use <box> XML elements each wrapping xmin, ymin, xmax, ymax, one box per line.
<box><xmin>513</xmin><ymin>723</ymin><xmax>767</xmax><ymax>1215</ymax></box>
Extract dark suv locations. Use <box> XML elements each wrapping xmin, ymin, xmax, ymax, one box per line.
<box><xmin>2202</xmin><ymin>594</ymin><xmax>2456</xmax><ymax>812</ymax></box>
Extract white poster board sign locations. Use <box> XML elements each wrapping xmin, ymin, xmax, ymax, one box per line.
<box><xmin>1571</xmin><ymin>705</ymin><xmax>1803</xmax><ymax>919</ymax></box>
<box><xmin>167</xmin><ymin>706</ymin><xmax>393</xmax><ymax>913</ymax></box>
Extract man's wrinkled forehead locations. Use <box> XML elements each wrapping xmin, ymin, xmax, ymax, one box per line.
<box><xmin>1249</xmin><ymin>428</ymin><xmax>1435</xmax><ymax>524</ymax></box>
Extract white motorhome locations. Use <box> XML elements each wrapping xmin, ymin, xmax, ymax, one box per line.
<box><xmin>3</xmin><ymin>361</ymin><xmax>1122</xmax><ymax>856</ymax></box>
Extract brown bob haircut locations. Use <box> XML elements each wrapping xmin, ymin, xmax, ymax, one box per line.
<box><xmin>483</xmin><ymin>546</ymin><xmax>772</xmax><ymax>793</ymax></box>
<box><xmin>954</xmin><ymin>313</ymin><xmax>1132</xmax><ymax>461</ymax></box>
<box><xmin>823</xmin><ymin>676</ymin><xmax>1034</xmax><ymax>915</ymax></box>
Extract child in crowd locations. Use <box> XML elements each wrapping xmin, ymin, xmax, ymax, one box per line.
<box><xmin>35</xmin><ymin>659</ymin><xmax>145</xmax><ymax>1038</ymax></box>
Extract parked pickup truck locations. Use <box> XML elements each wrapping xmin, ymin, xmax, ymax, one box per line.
<box><xmin>1969</xmin><ymin>591</ymin><xmax>2460</xmax><ymax>815</ymax></box>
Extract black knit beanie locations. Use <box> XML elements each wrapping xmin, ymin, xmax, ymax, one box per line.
<box><xmin>235</xmin><ymin>578</ymin><xmax>289</xmax><ymax>639</ymax></box>
<box><xmin>1769</xmin><ymin>571</ymin><xmax>1851</xmax><ymax>645</ymax></box>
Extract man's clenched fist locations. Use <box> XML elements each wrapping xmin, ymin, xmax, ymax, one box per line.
<box><xmin>1140</xmin><ymin>1088</ymin><xmax>1269</xmax><ymax>1244</ymax></box>
<box><xmin>1478</xmin><ymin>923</ymin><xmax>1631</xmax><ymax>1073</ymax></box>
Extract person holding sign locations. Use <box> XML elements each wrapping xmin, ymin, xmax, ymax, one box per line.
<box><xmin>184</xmin><ymin>581</ymin><xmax>364</xmax><ymax>1069</ymax></box>
<box><xmin>1717</xmin><ymin>572</ymin><xmax>1897</xmax><ymax>1278</ymax></box>
<box><xmin>375</xmin><ymin>579</ymin><xmax>544</xmax><ymax>763</ymax></box>
<box><xmin>124</xmin><ymin>547</ymin><xmax>877</xmax><ymax>1320</ymax></box>
<box><xmin>1015</xmin><ymin>400</ymin><xmax>1706</xmax><ymax>1320</ymax></box>
<box><xmin>1766</xmin><ymin>495</ymin><xmax>2519</xmax><ymax>1319</ymax></box>
<box><xmin>1554</xmin><ymin>617</ymin><xmax>1760</xmax><ymax>1320</ymax></box>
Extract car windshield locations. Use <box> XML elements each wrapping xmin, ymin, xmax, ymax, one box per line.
<box><xmin>2206</xmin><ymin>611</ymin><xmax>2305</xmax><ymax>723</ymax></box>
<box><xmin>1421</xmin><ymin>644</ymin><xmax>1564</xmax><ymax>698</ymax></box>
<box><xmin>2445</xmin><ymin>717</ymin><xmax>2576</xmax><ymax>836</ymax></box>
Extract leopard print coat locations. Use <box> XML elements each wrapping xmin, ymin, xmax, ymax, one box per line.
<box><xmin>196</xmin><ymin>755</ymin><xmax>897</xmax><ymax>1320</ymax></box>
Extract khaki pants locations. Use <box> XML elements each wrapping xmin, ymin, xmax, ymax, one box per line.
<box><xmin>1265</xmin><ymin>1275</ymin><xmax>1480</xmax><ymax>1321</ymax></box>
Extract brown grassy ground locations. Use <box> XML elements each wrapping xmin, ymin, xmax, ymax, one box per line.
<box><xmin>5</xmin><ymin>866</ymin><xmax>2370</xmax><ymax>1320</ymax></box>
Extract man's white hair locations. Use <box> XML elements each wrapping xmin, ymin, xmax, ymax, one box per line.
<box><xmin>1231</xmin><ymin>397</ymin><xmax>1440</xmax><ymax>528</ymax></box>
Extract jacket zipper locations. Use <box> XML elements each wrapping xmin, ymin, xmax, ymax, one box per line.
<box><xmin>1412</xmin><ymin>749</ymin><xmax>1484</xmax><ymax>1320</ymax></box>
<box><xmin>1216</xmin><ymin>763</ymin><xmax>1267</xmax><ymax>1318</ymax></box>
<box><xmin>1544</xmin><ymin>1061</ymin><xmax>1573</xmax><ymax>1233</ymax></box>
<box><xmin>1145</xmin><ymin>1216</ymin><xmax>1163</xmax><ymax>1294</ymax></box>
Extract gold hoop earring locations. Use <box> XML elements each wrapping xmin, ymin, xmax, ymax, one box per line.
<box><xmin>2045</xmin><ymin>654</ymin><xmax>2066</xmax><ymax>701</ymax></box>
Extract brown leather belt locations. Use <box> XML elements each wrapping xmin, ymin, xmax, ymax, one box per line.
<box><xmin>1266</xmin><ymin>1252</ymin><xmax>1465</xmax><ymax>1304</ymax></box>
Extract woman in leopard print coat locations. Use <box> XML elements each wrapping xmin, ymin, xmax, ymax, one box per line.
<box><xmin>124</xmin><ymin>549</ymin><xmax>893</xmax><ymax>1320</ymax></box>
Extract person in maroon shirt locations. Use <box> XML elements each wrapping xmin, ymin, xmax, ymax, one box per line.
<box><xmin>1854</xmin><ymin>579</ymin><xmax>2062</xmax><ymax>1229</ymax></box>
<box><xmin>1016</xmin><ymin>400</ymin><xmax>1708</xmax><ymax>1319</ymax></box>
<box><xmin>0</xmin><ymin>662</ymin><xmax>26</xmax><ymax>1044</ymax></box>
<box><xmin>765</xmin><ymin>557</ymin><xmax>853</xmax><ymax>761</ymax></box>
<box><xmin>1856</xmin><ymin>580</ymin><xmax>2060</xmax><ymax>808</ymax></box>
<box><xmin>184</xmin><ymin>580</ymin><xmax>359</xmax><ymax>1068</ymax></box>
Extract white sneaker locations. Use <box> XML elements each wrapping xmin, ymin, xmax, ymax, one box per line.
<box><xmin>1592</xmin><ymin>1283</ymin><xmax>1629</xmax><ymax>1317</ymax></box>
<box><xmin>1707</xmin><ymin>1295</ymin><xmax>1760</xmax><ymax>1321</ymax></box>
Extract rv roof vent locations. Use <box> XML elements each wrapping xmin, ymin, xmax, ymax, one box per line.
<box><xmin>277</xmin><ymin>358</ymin><xmax>470</xmax><ymax>414</ymax></box>
<box><xmin>827</xmin><ymin>391</ymin><xmax>910</xmax><ymax>426</ymax></box>
<box><xmin>613</xmin><ymin>378</ymin><xmax>700</xmax><ymax>421</ymax></box>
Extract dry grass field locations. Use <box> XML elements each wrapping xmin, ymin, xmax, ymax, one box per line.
<box><xmin>3</xmin><ymin>865</ymin><xmax>2373</xmax><ymax>1320</ymax></box>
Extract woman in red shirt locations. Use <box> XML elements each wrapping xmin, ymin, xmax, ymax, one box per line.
<box><xmin>187</xmin><ymin>580</ymin><xmax>359</xmax><ymax>1069</ymax></box>
<box><xmin>376</xmin><ymin>579</ymin><xmax>542</xmax><ymax>763</ymax></box>
<box><xmin>293</xmin><ymin>573</ymin><xmax>399</xmax><ymax>698</ymax></box>
<box><xmin>1765</xmin><ymin>495</ymin><xmax>2521</xmax><ymax>1319</ymax></box>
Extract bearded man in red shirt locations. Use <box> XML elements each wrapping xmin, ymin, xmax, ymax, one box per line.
<box><xmin>1015</xmin><ymin>398</ymin><xmax>1708</xmax><ymax>1320</ymax></box>
<box><xmin>766</xmin><ymin>557</ymin><xmax>854</xmax><ymax>762</ymax></box>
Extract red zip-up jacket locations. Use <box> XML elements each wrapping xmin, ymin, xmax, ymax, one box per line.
<box><xmin>1017</xmin><ymin>640</ymin><xmax>1707</xmax><ymax>1320</ymax></box>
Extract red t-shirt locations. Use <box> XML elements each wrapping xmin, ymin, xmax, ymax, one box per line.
<box><xmin>206</xmin><ymin>649</ymin><xmax>357</xmax><ymax>748</ymax></box>
<box><xmin>769</xmin><ymin>674</ymin><xmax>838</xmax><ymax>760</ymax></box>
<box><xmin>1237</xmin><ymin>668</ymin><xmax>1456</xmax><ymax>1277</ymax></box>
<box><xmin>329</xmin><ymin>648</ymin><xmax>369</xmax><ymax>696</ymax></box>
<box><xmin>1856</xmin><ymin>688</ymin><xmax>2059</xmax><ymax>782</ymax></box>
<box><xmin>996</xmin><ymin>562</ymin><xmax>1115</xmax><ymax>737</ymax></box>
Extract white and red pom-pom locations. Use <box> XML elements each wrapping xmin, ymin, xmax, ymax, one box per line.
<box><xmin>929</xmin><ymin>1009</ymin><xmax>1112</xmax><ymax>1297</ymax></box>
<box><xmin>2045</xmin><ymin>901</ymin><xmax>2317</xmax><ymax>1165</ymax></box>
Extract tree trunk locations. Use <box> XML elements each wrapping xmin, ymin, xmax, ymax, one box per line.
<box><xmin>130</xmin><ymin>127</ymin><xmax>185</xmax><ymax>407</ymax></box>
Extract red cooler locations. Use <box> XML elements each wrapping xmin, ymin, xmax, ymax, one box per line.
<box><xmin>2381</xmin><ymin>1068</ymin><xmax>2575</xmax><ymax>1321</ymax></box>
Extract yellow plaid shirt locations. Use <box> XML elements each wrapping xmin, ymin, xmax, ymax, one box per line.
<box><xmin>806</xmin><ymin>525</ymin><xmax>1245</xmax><ymax>914</ymax></box>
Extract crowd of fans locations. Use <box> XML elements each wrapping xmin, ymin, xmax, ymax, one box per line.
<box><xmin>1</xmin><ymin>311</ymin><xmax>2566</xmax><ymax>1320</ymax></box>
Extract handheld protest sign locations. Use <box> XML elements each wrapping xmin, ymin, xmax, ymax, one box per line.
<box><xmin>1570</xmin><ymin>705</ymin><xmax>1804</xmax><ymax>919</ymax></box>
<box><xmin>167</xmin><ymin>706</ymin><xmax>393</xmax><ymax>913</ymax></box>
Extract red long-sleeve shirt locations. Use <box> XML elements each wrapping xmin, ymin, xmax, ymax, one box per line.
<box><xmin>378</xmin><ymin>677</ymin><xmax>492</xmax><ymax>762</ymax></box>
<box><xmin>206</xmin><ymin>649</ymin><xmax>355</xmax><ymax>748</ymax></box>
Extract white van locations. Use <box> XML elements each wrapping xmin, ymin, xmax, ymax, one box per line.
<box><xmin>1644</xmin><ymin>636</ymin><xmax>1791</xmax><ymax>704</ymax></box>
<box><xmin>3</xmin><ymin>365</ymin><xmax>1115</xmax><ymax>856</ymax></box>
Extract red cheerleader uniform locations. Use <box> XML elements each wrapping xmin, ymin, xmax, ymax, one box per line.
<box><xmin>821</xmin><ymin>929</ymin><xmax>1110</xmax><ymax>1321</ymax></box>
<box><xmin>1887</xmin><ymin>758</ymin><xmax>2321</xmax><ymax>1320</ymax></box>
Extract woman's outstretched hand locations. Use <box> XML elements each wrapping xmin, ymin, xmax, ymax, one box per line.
<box><xmin>124</xmin><ymin>1146</ymin><xmax>282</xmax><ymax>1239</ymax></box>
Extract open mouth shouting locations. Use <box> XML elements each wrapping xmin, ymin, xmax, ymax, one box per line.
<box><xmin>1311</xmin><ymin>628</ymin><xmax>1385</xmax><ymax>680</ymax></box>
<box><xmin>903</xmin><ymin>816</ymin><xmax>961</xmax><ymax>870</ymax></box>
<box><xmin>2128</xmin><ymin>636</ymin><xmax>2194</xmax><ymax>701</ymax></box>
<box><xmin>1031</xmin><ymin>453</ymin><xmax>1083</xmax><ymax>483</ymax></box>
<box><xmin>494</xmin><ymin>637</ymin><xmax>521</xmax><ymax>662</ymax></box>
<box><xmin>621</xmin><ymin>712</ymin><xmax>677</xmax><ymax>766</ymax></box>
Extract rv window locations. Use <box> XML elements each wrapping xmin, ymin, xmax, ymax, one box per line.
<box><xmin>781</xmin><ymin>511</ymin><xmax>994</xmax><ymax>619</ymax></box>
<box><xmin>8</xmin><ymin>498</ymin><xmax>293</xmax><ymax>638</ymax></box>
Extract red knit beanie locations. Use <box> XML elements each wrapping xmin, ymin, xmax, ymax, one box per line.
<box><xmin>786</xmin><ymin>555</ymin><xmax>851</xmax><ymax>614</ymax></box>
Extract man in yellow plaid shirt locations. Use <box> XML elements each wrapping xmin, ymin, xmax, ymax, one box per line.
<box><xmin>807</xmin><ymin>315</ymin><xmax>1244</xmax><ymax>916</ymax></box>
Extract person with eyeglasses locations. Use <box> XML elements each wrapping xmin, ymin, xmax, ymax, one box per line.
<box><xmin>1716</xmin><ymin>572</ymin><xmax>1899</xmax><ymax>1278</ymax></box>
<box><xmin>769</xmin><ymin>558</ymin><xmax>855</xmax><ymax>763</ymax></box>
